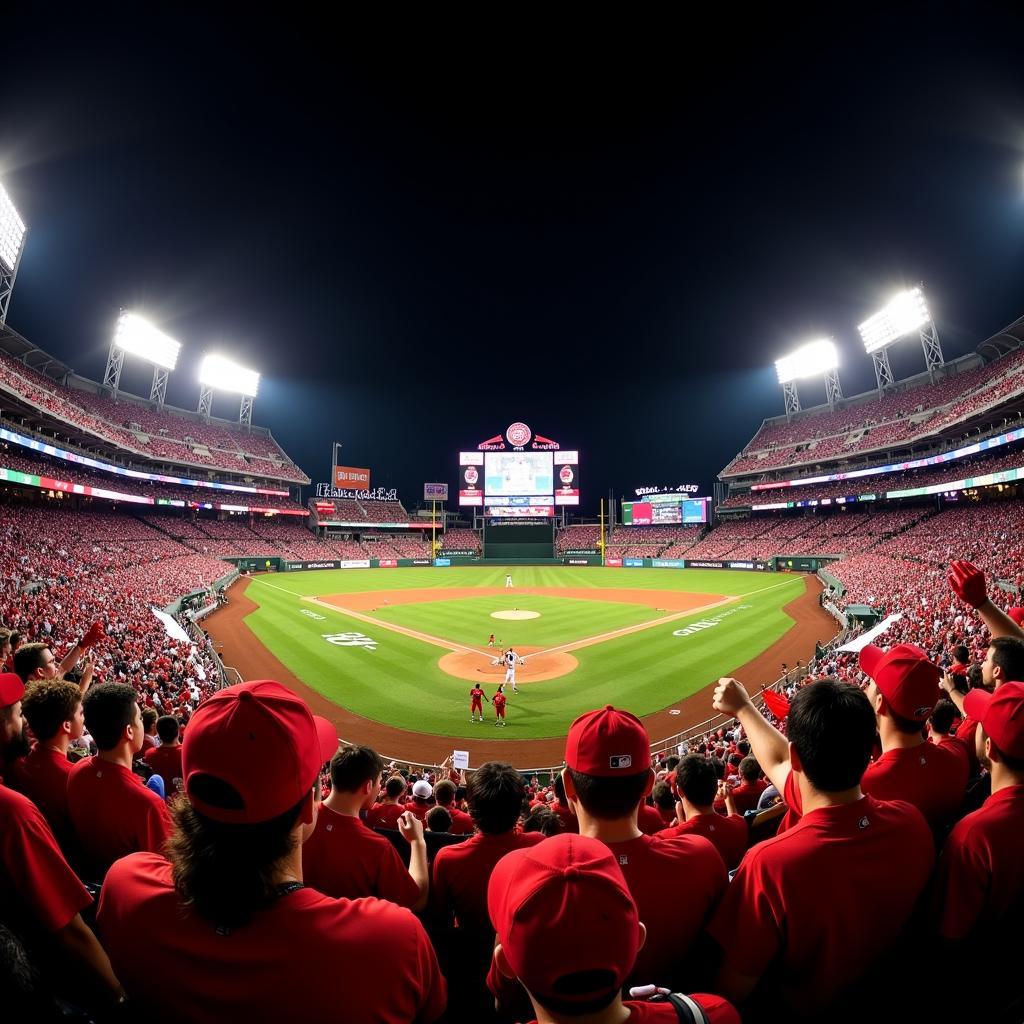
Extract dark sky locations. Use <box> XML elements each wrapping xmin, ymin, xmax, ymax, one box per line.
<box><xmin>3</xmin><ymin>11</ymin><xmax>1024</xmax><ymax>512</ymax></box>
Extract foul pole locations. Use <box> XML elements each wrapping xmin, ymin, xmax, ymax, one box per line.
<box><xmin>599</xmin><ymin>498</ymin><xmax>605</xmax><ymax>566</ymax></box>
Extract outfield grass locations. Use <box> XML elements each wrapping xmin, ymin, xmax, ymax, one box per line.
<box><xmin>240</xmin><ymin>567</ymin><xmax>806</xmax><ymax>741</ymax></box>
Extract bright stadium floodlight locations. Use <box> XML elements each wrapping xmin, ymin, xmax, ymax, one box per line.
<box><xmin>774</xmin><ymin>338</ymin><xmax>842</xmax><ymax>416</ymax></box>
<box><xmin>103</xmin><ymin>311</ymin><xmax>182</xmax><ymax>407</ymax></box>
<box><xmin>858</xmin><ymin>286</ymin><xmax>943</xmax><ymax>392</ymax></box>
<box><xmin>0</xmin><ymin>181</ymin><xmax>28</xmax><ymax>326</ymax></box>
<box><xmin>198</xmin><ymin>353</ymin><xmax>261</xmax><ymax>426</ymax></box>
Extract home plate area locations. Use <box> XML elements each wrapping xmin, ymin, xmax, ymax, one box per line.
<box><xmin>438</xmin><ymin>646</ymin><xmax>578</xmax><ymax>683</ymax></box>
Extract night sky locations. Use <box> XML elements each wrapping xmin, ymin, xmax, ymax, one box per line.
<box><xmin>3</xmin><ymin>12</ymin><xmax>1024</xmax><ymax>513</ymax></box>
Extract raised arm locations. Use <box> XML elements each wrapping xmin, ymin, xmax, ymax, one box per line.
<box><xmin>948</xmin><ymin>560</ymin><xmax>1024</xmax><ymax>641</ymax></box>
<box><xmin>713</xmin><ymin>678</ymin><xmax>791</xmax><ymax>796</ymax></box>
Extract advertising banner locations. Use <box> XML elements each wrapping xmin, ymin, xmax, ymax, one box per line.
<box><xmin>683</xmin><ymin>559</ymin><xmax>770</xmax><ymax>572</ymax></box>
<box><xmin>553</xmin><ymin>450</ymin><xmax>580</xmax><ymax>505</ymax></box>
<box><xmin>459</xmin><ymin>460</ymin><xmax>484</xmax><ymax>505</ymax></box>
<box><xmin>567</xmin><ymin>558</ymin><xmax>592</xmax><ymax>565</ymax></box>
<box><xmin>411</xmin><ymin>558</ymin><xmax>432</xmax><ymax>566</ymax></box>
<box><xmin>378</xmin><ymin>559</ymin><xmax>397</xmax><ymax>568</ymax></box>
<box><xmin>423</xmin><ymin>482</ymin><xmax>449</xmax><ymax>501</ymax></box>
<box><xmin>605</xmin><ymin>557</ymin><xmax>623</xmax><ymax>566</ymax></box>
<box><xmin>433</xmin><ymin>557</ymin><xmax>452</xmax><ymax>567</ymax></box>
<box><xmin>286</xmin><ymin>560</ymin><xmax>340</xmax><ymax>571</ymax></box>
<box><xmin>334</xmin><ymin>466</ymin><xmax>371</xmax><ymax>489</ymax></box>
<box><xmin>651</xmin><ymin>558</ymin><xmax>685</xmax><ymax>568</ymax></box>
<box><xmin>564</xmin><ymin>548</ymin><xmax>599</xmax><ymax>556</ymax></box>
<box><xmin>337</xmin><ymin>559</ymin><xmax>371</xmax><ymax>569</ymax></box>
<box><xmin>439</xmin><ymin>549</ymin><xmax>475</xmax><ymax>557</ymax></box>
<box><xmin>624</xmin><ymin>558</ymin><xmax>645</xmax><ymax>567</ymax></box>
<box><xmin>487</xmin><ymin>505</ymin><xmax>554</xmax><ymax>517</ymax></box>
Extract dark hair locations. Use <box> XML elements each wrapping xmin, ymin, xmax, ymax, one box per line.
<box><xmin>142</xmin><ymin>708</ymin><xmax>159</xmax><ymax>731</ymax></box>
<box><xmin>739</xmin><ymin>756</ymin><xmax>760</xmax><ymax>782</ymax></box>
<box><xmin>434</xmin><ymin>779</ymin><xmax>456</xmax><ymax>806</ymax></box>
<box><xmin>663</xmin><ymin>755</ymin><xmax>680</xmax><ymax>772</ymax></box>
<box><xmin>929</xmin><ymin>700</ymin><xmax>957</xmax><ymax>735</ymax></box>
<box><xmin>535</xmin><ymin>975</ymin><xmax>620</xmax><ymax>1016</ymax></box>
<box><xmin>676</xmin><ymin>754</ymin><xmax>717</xmax><ymax>807</ymax></box>
<box><xmin>20</xmin><ymin>679</ymin><xmax>80</xmax><ymax>741</ymax></box>
<box><xmin>967</xmin><ymin>664</ymin><xmax>984</xmax><ymax>690</ymax></box>
<box><xmin>329</xmin><ymin>745</ymin><xmax>384</xmax><ymax>793</ymax></box>
<box><xmin>82</xmin><ymin>683</ymin><xmax>140</xmax><ymax>751</ymax></box>
<box><xmin>953</xmin><ymin>645</ymin><xmax>969</xmax><ymax>664</ymax></box>
<box><xmin>168</xmin><ymin>787</ymin><xmax>308</xmax><ymax>929</ymax></box>
<box><xmin>565</xmin><ymin>767</ymin><xmax>652</xmax><ymax>821</ymax></box>
<box><xmin>710</xmin><ymin>757</ymin><xmax>726</xmax><ymax>781</ymax></box>
<box><xmin>990</xmin><ymin>636</ymin><xmax>1024</xmax><ymax>683</ymax></box>
<box><xmin>553</xmin><ymin>772</ymin><xmax>567</xmax><ymax>804</ymax></box>
<box><xmin>651</xmin><ymin>780</ymin><xmax>675</xmax><ymax>811</ymax></box>
<box><xmin>737</xmin><ymin>740</ymin><xmax>751</xmax><ymax>757</ymax></box>
<box><xmin>425</xmin><ymin>806</ymin><xmax>451</xmax><ymax>833</ymax></box>
<box><xmin>12</xmin><ymin>642</ymin><xmax>50</xmax><ymax>683</ymax></box>
<box><xmin>467</xmin><ymin>762</ymin><xmax>528</xmax><ymax>834</ymax></box>
<box><xmin>384</xmin><ymin>775</ymin><xmax>406</xmax><ymax>799</ymax></box>
<box><xmin>523</xmin><ymin>805</ymin><xmax>563</xmax><ymax>836</ymax></box>
<box><xmin>787</xmin><ymin>678</ymin><xmax>876</xmax><ymax>793</ymax></box>
<box><xmin>156</xmin><ymin>715</ymin><xmax>180</xmax><ymax>743</ymax></box>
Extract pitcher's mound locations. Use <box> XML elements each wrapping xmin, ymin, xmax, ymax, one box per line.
<box><xmin>439</xmin><ymin>645</ymin><xmax>577</xmax><ymax>683</ymax></box>
<box><xmin>491</xmin><ymin>609</ymin><xmax>540</xmax><ymax>620</ymax></box>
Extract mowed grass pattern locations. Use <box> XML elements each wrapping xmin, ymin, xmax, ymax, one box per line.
<box><xmin>241</xmin><ymin>567</ymin><xmax>806</xmax><ymax>740</ymax></box>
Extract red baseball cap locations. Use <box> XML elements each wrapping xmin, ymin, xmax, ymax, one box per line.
<box><xmin>0</xmin><ymin>672</ymin><xmax>24</xmax><ymax>709</ymax></box>
<box><xmin>1007</xmin><ymin>608</ymin><xmax>1024</xmax><ymax>627</ymax></box>
<box><xmin>965</xmin><ymin>681</ymin><xmax>1024</xmax><ymax>760</ymax></box>
<box><xmin>860</xmin><ymin>644</ymin><xmax>940</xmax><ymax>722</ymax></box>
<box><xmin>487</xmin><ymin>833</ymin><xmax>641</xmax><ymax>1005</ymax></box>
<box><xmin>565</xmin><ymin>705</ymin><xmax>649</xmax><ymax>776</ymax></box>
<box><xmin>182</xmin><ymin>680</ymin><xmax>338</xmax><ymax>824</ymax></box>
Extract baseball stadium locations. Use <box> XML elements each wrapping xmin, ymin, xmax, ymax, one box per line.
<box><xmin>3</xmin><ymin>23</ymin><xmax>1024</xmax><ymax>1024</ymax></box>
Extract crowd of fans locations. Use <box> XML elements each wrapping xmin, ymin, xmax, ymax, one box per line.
<box><xmin>440</xmin><ymin>527</ymin><xmax>482</xmax><ymax>553</ymax></box>
<box><xmin>605</xmin><ymin>525</ymin><xmax>704</xmax><ymax>559</ymax></box>
<box><xmin>311</xmin><ymin>497</ymin><xmax>412</xmax><ymax>523</ymax></box>
<box><xmin>554</xmin><ymin>524</ymin><xmax>601</xmax><ymax>553</ymax></box>
<box><xmin>2</xmin><ymin>556</ymin><xmax>1021</xmax><ymax>1022</ymax></box>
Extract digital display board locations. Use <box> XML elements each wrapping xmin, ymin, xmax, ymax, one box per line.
<box><xmin>622</xmin><ymin>496</ymin><xmax>709</xmax><ymax>525</ymax></box>
<box><xmin>458</xmin><ymin>451</ymin><xmax>484</xmax><ymax>506</ymax></box>
<box><xmin>553</xmin><ymin>450</ymin><xmax>579</xmax><ymax>506</ymax></box>
<box><xmin>484</xmin><ymin>451</ymin><xmax>553</xmax><ymax>498</ymax></box>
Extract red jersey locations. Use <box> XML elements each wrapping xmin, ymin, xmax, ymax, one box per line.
<box><xmin>708</xmin><ymin>771</ymin><xmax>934</xmax><ymax>1015</ymax></box>
<box><xmin>492</xmin><ymin>692</ymin><xmax>507</xmax><ymax>715</ymax></box>
<box><xmin>98</xmin><ymin>852</ymin><xmax>446</xmax><ymax>1024</ymax></box>
<box><xmin>603</xmin><ymin>832</ymin><xmax>727</xmax><ymax>989</ymax></box>
<box><xmin>526</xmin><ymin>994</ymin><xmax>739</xmax><ymax>1024</ymax></box>
<box><xmin>934</xmin><ymin>783</ymin><xmax>1024</xmax><ymax>941</ymax></box>
<box><xmin>954</xmin><ymin>715</ymin><xmax>981</xmax><ymax>775</ymax></box>
<box><xmin>365</xmin><ymin>801</ymin><xmax>406</xmax><ymax>830</ymax></box>
<box><xmin>67</xmin><ymin>757</ymin><xmax>173</xmax><ymax>879</ymax></box>
<box><xmin>404</xmin><ymin>799</ymin><xmax>432</xmax><ymax>821</ymax></box>
<box><xmin>470</xmin><ymin>686</ymin><xmax>484</xmax><ymax>707</ymax></box>
<box><xmin>637</xmin><ymin>802</ymin><xmax>669</xmax><ymax>835</ymax></box>
<box><xmin>438</xmin><ymin>804</ymin><xmax>475</xmax><ymax>835</ymax></box>
<box><xmin>730</xmin><ymin>777</ymin><xmax>768</xmax><ymax>815</ymax></box>
<box><xmin>0</xmin><ymin>783</ymin><xmax>91</xmax><ymax>941</ymax></box>
<box><xmin>658</xmin><ymin>812</ymin><xmax>749</xmax><ymax>871</ymax></box>
<box><xmin>861</xmin><ymin>739</ymin><xmax>970</xmax><ymax>826</ymax></box>
<box><xmin>144</xmin><ymin>743</ymin><xmax>183</xmax><ymax>796</ymax></box>
<box><xmin>303</xmin><ymin>806</ymin><xmax>420</xmax><ymax>907</ymax></box>
<box><xmin>552</xmin><ymin>800</ymin><xmax>579</xmax><ymax>834</ymax></box>
<box><xmin>12</xmin><ymin>743</ymin><xmax>74</xmax><ymax>845</ymax></box>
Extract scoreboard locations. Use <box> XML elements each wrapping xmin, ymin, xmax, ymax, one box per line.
<box><xmin>621</xmin><ymin>495</ymin><xmax>709</xmax><ymax>525</ymax></box>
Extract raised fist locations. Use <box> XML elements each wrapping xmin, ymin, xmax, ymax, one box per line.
<box><xmin>712</xmin><ymin>677</ymin><xmax>752</xmax><ymax>718</ymax></box>
<box><xmin>948</xmin><ymin>560</ymin><xmax>987</xmax><ymax>609</ymax></box>
<box><xmin>81</xmin><ymin>621</ymin><xmax>106</xmax><ymax>649</ymax></box>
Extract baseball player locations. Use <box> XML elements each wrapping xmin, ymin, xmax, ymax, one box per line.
<box><xmin>492</xmin><ymin>684</ymin><xmax>507</xmax><ymax>727</ymax></box>
<box><xmin>505</xmin><ymin>573</ymin><xmax>513</xmax><ymax>589</ymax></box>
<box><xmin>487</xmin><ymin>633</ymin><xmax>496</xmax><ymax>648</ymax></box>
<box><xmin>469</xmin><ymin>684</ymin><xmax>486</xmax><ymax>723</ymax></box>
<box><xmin>503</xmin><ymin>648</ymin><xmax>524</xmax><ymax>694</ymax></box>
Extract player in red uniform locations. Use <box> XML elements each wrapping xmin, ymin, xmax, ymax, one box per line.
<box><xmin>492</xmin><ymin>684</ymin><xmax>507</xmax><ymax>726</ymax></box>
<box><xmin>487</xmin><ymin>633</ymin><xmax>496</xmax><ymax>647</ymax></box>
<box><xmin>470</xmin><ymin>684</ymin><xmax>485</xmax><ymax>722</ymax></box>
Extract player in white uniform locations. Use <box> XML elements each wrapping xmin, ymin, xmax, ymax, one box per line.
<box><xmin>503</xmin><ymin>648</ymin><xmax>524</xmax><ymax>693</ymax></box>
<box><xmin>505</xmin><ymin>574</ymin><xmax>513</xmax><ymax>589</ymax></box>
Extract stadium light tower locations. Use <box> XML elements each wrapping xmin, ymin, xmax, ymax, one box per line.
<box><xmin>0</xmin><ymin>181</ymin><xmax>28</xmax><ymax>326</ymax></box>
<box><xmin>103</xmin><ymin>312</ymin><xmax>182</xmax><ymax>407</ymax></box>
<box><xmin>774</xmin><ymin>338</ymin><xmax>842</xmax><ymax>418</ymax></box>
<box><xmin>858</xmin><ymin>286</ymin><xmax>944</xmax><ymax>392</ymax></box>
<box><xmin>198</xmin><ymin>353</ymin><xmax>260</xmax><ymax>426</ymax></box>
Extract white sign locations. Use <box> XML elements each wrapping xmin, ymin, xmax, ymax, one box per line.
<box><xmin>337</xmin><ymin>559</ymin><xmax>371</xmax><ymax>569</ymax></box>
<box><xmin>424</xmin><ymin>482</ymin><xmax>449</xmax><ymax>501</ymax></box>
<box><xmin>837</xmin><ymin>613</ymin><xmax>904</xmax><ymax>653</ymax></box>
<box><xmin>300</xmin><ymin>609</ymin><xmax>326</xmax><ymax>620</ymax></box>
<box><xmin>322</xmin><ymin>632</ymin><xmax>378</xmax><ymax>651</ymax></box>
<box><xmin>672</xmin><ymin>604</ymin><xmax>751</xmax><ymax>638</ymax></box>
<box><xmin>452</xmin><ymin>750</ymin><xmax>469</xmax><ymax>770</ymax></box>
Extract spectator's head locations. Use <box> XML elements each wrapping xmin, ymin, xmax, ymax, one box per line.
<box><xmin>0</xmin><ymin>673</ymin><xmax>27</xmax><ymax>759</ymax></box>
<box><xmin>328</xmin><ymin>745</ymin><xmax>384</xmax><ymax>808</ymax></box>
<box><xmin>411</xmin><ymin>779</ymin><xmax>433</xmax><ymax>803</ymax></box>
<box><xmin>523</xmin><ymin>805</ymin><xmax>563</xmax><ymax>836</ymax></box>
<box><xmin>13</xmin><ymin>643</ymin><xmax>56</xmax><ymax>684</ymax></box>
<box><xmin>156</xmin><ymin>715</ymin><xmax>180</xmax><ymax>744</ymax></box>
<box><xmin>967</xmin><ymin>664</ymin><xmax>985</xmax><ymax>691</ymax></box>
<box><xmin>929</xmin><ymin>700</ymin><xmax>957</xmax><ymax>737</ymax></box>
<box><xmin>787</xmin><ymin>678</ymin><xmax>877</xmax><ymax>795</ymax></box>
<box><xmin>982</xmin><ymin>636</ymin><xmax>1024</xmax><ymax>690</ymax></box>
<box><xmin>0</xmin><ymin>628</ymin><xmax>11</xmax><ymax>661</ymax></box>
<box><xmin>425</xmin><ymin>806</ymin><xmax>451</xmax><ymax>833</ymax></box>
<box><xmin>383</xmin><ymin>775</ymin><xmax>406</xmax><ymax>801</ymax></box>
<box><xmin>737</xmin><ymin>740</ymin><xmax>751</xmax><ymax>757</ymax></box>
<box><xmin>860</xmin><ymin>644</ymin><xmax>940</xmax><ymax>735</ymax></box>
<box><xmin>553</xmin><ymin>772</ymin><xmax>568</xmax><ymax>805</ymax></box>
<box><xmin>83</xmin><ymin>683</ymin><xmax>144</xmax><ymax>754</ymax></box>
<box><xmin>738</xmin><ymin>755</ymin><xmax>761</xmax><ymax>783</ymax></box>
<box><xmin>433</xmin><ymin>779</ymin><xmax>456</xmax><ymax>807</ymax></box>
<box><xmin>965</xmin><ymin>682</ymin><xmax>1024</xmax><ymax>778</ymax></box>
<box><xmin>676</xmin><ymin>753</ymin><xmax>717</xmax><ymax>810</ymax></box>
<box><xmin>142</xmin><ymin>708</ymin><xmax>159</xmax><ymax>736</ymax></box>
<box><xmin>21</xmin><ymin>679</ymin><xmax>83</xmax><ymax>745</ymax></box>
<box><xmin>467</xmin><ymin>762</ymin><xmax>528</xmax><ymax>835</ymax></box>
<box><xmin>651</xmin><ymin>780</ymin><xmax>675</xmax><ymax>812</ymax></box>
<box><xmin>488</xmin><ymin>834</ymin><xmax>643</xmax><ymax>1017</ymax></box>
<box><xmin>168</xmin><ymin>680</ymin><xmax>337</xmax><ymax>928</ymax></box>
<box><xmin>563</xmin><ymin>706</ymin><xmax>653</xmax><ymax>823</ymax></box>
<box><xmin>952</xmin><ymin>645</ymin><xmax>969</xmax><ymax>666</ymax></box>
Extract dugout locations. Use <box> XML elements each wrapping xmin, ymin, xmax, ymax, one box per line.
<box><xmin>483</xmin><ymin>518</ymin><xmax>554</xmax><ymax>561</ymax></box>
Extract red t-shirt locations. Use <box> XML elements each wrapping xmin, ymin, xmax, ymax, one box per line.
<box><xmin>861</xmin><ymin>739</ymin><xmax>970</xmax><ymax>826</ymax></box>
<box><xmin>638</xmin><ymin>802</ymin><xmax>669</xmax><ymax>835</ymax></box>
<box><xmin>404</xmin><ymin>799</ymin><xmax>432</xmax><ymax>821</ymax></box>
<box><xmin>98</xmin><ymin>852</ymin><xmax>446</xmax><ymax>1023</ymax></box>
<box><xmin>470</xmin><ymin>687</ymin><xmax>484</xmax><ymax>706</ymax></box>
<box><xmin>493</xmin><ymin>693</ymin><xmax>506</xmax><ymax>715</ymax></box>
<box><xmin>552</xmin><ymin>801</ymin><xmax>579</xmax><ymax>834</ymax></box>
<box><xmin>67</xmin><ymin>757</ymin><xmax>173</xmax><ymax>879</ymax></box>
<box><xmin>934</xmin><ymin>783</ymin><xmax>1024</xmax><ymax>941</ymax></box>
<box><xmin>303</xmin><ymin>806</ymin><xmax>420</xmax><ymax>907</ymax></box>
<box><xmin>365</xmin><ymin>801</ymin><xmax>406</xmax><ymax>830</ymax></box>
<box><xmin>526</xmin><ymin>994</ymin><xmax>739</xmax><ymax>1024</ymax></box>
<box><xmin>708</xmin><ymin>772</ymin><xmax>934</xmax><ymax>1015</ymax></box>
<box><xmin>13</xmin><ymin>743</ymin><xmax>74</xmax><ymax>845</ymax></box>
<box><xmin>603</xmin><ymin>832</ymin><xmax>727</xmax><ymax>989</ymax></box>
<box><xmin>437</xmin><ymin>804</ymin><xmax>475</xmax><ymax>835</ymax></box>
<box><xmin>0</xmin><ymin>783</ymin><xmax>91</xmax><ymax>939</ymax></box>
<box><xmin>144</xmin><ymin>744</ymin><xmax>183</xmax><ymax>796</ymax></box>
<box><xmin>658</xmin><ymin>812</ymin><xmax>749</xmax><ymax>871</ymax></box>
<box><xmin>954</xmin><ymin>716</ymin><xmax>980</xmax><ymax>774</ymax></box>
<box><xmin>730</xmin><ymin>778</ymin><xmax>768</xmax><ymax>815</ymax></box>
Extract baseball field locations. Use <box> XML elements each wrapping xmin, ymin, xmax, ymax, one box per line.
<box><xmin>205</xmin><ymin>566</ymin><xmax>835</xmax><ymax>765</ymax></box>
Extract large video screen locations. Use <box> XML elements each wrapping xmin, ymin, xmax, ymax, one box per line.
<box><xmin>622</xmin><ymin>496</ymin><xmax>709</xmax><ymax>525</ymax></box>
<box><xmin>484</xmin><ymin>452</ymin><xmax>553</xmax><ymax>498</ymax></box>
